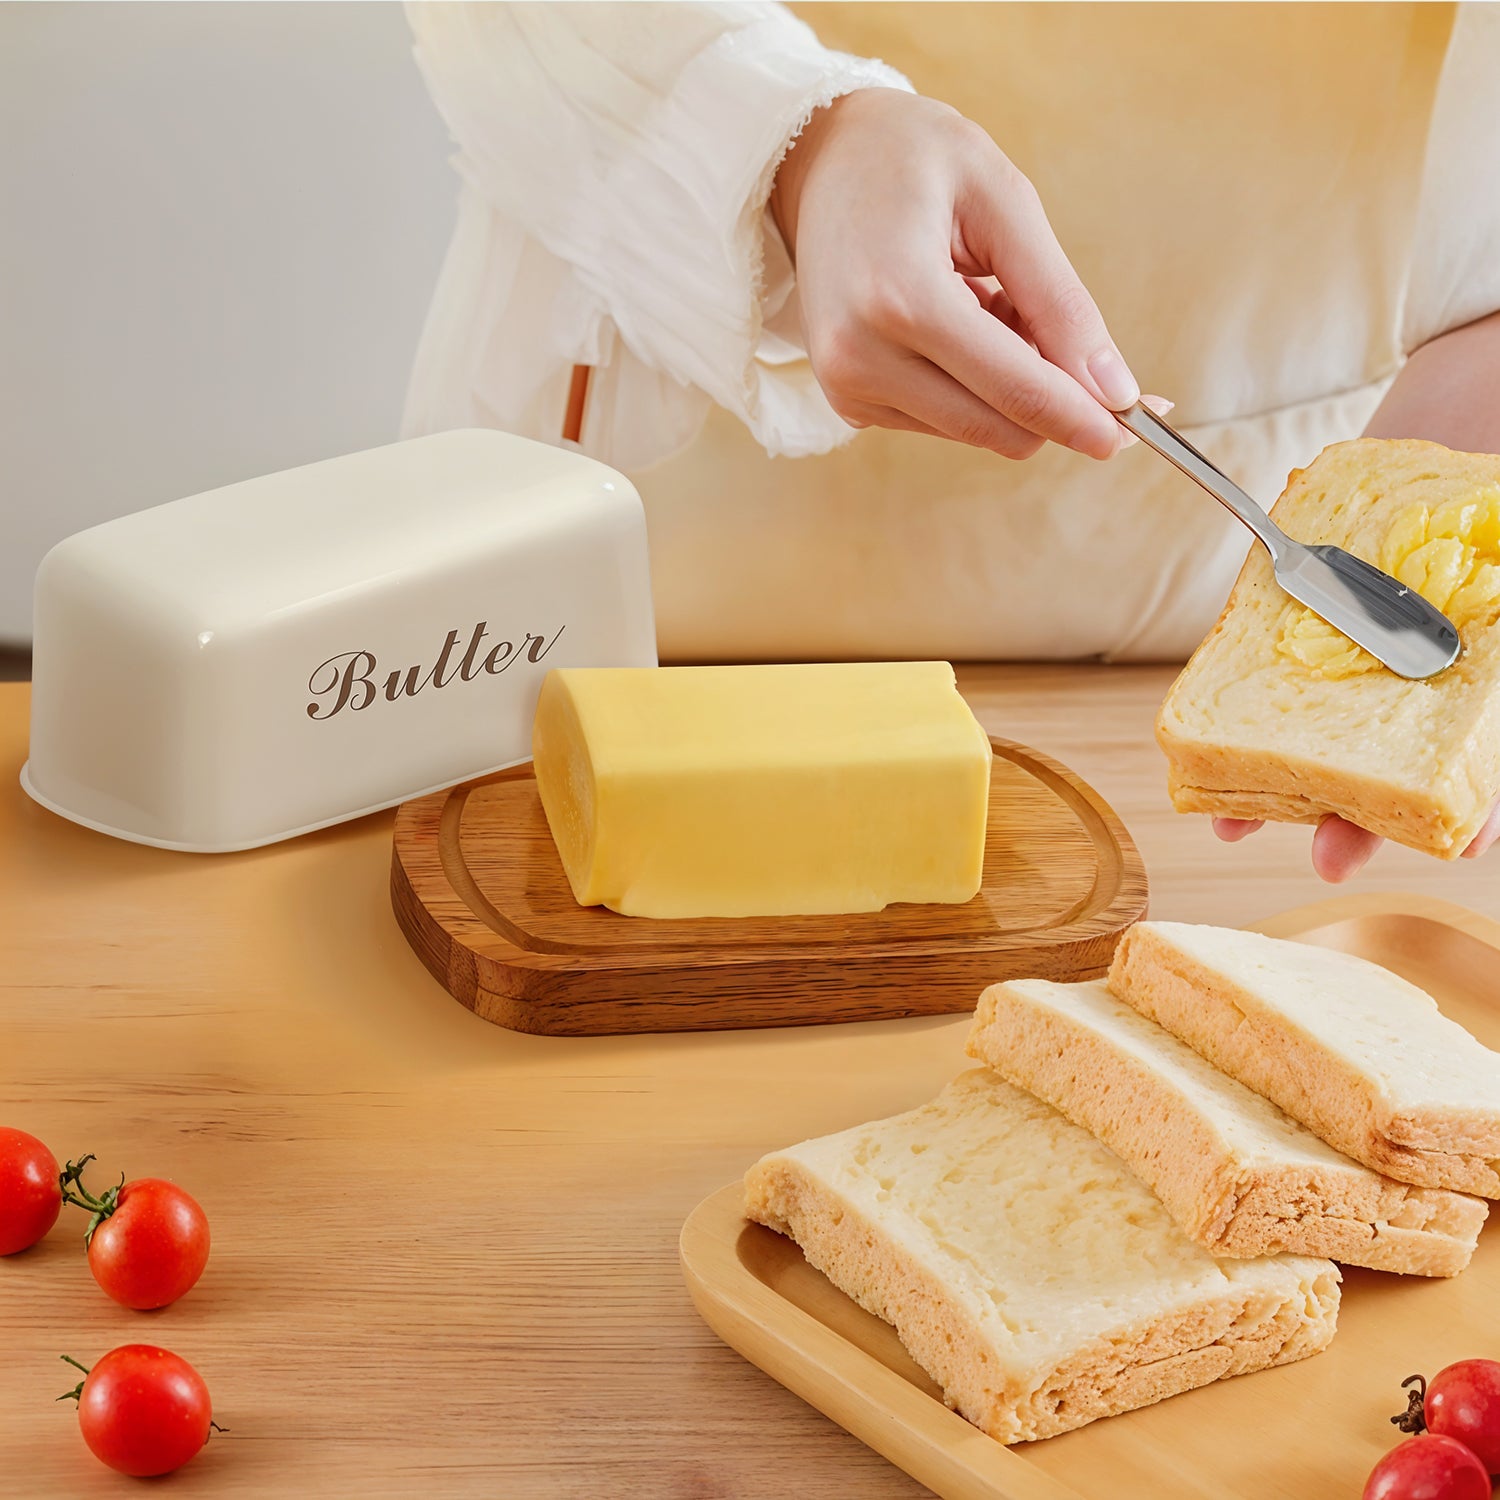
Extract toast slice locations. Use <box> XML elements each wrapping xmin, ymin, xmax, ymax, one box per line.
<box><xmin>1109</xmin><ymin>920</ymin><xmax>1500</xmax><ymax>1196</ymax></box>
<box><xmin>744</xmin><ymin>1071</ymin><xmax>1340</xmax><ymax>1445</ymax></box>
<box><xmin>966</xmin><ymin>977</ymin><xmax>1486</xmax><ymax>1274</ymax></box>
<box><xmin>1157</xmin><ymin>438</ymin><xmax>1500</xmax><ymax>857</ymax></box>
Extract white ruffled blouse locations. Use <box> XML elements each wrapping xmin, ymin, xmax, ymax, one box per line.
<box><xmin>403</xmin><ymin>2</ymin><xmax>908</xmax><ymax>471</ymax></box>
<box><xmin>403</xmin><ymin>2</ymin><xmax>1500</xmax><ymax>663</ymax></box>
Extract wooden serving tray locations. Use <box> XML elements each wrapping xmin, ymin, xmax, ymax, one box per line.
<box><xmin>389</xmin><ymin>737</ymin><xmax>1147</xmax><ymax>1036</ymax></box>
<box><xmin>679</xmin><ymin>894</ymin><xmax>1500</xmax><ymax>1500</ymax></box>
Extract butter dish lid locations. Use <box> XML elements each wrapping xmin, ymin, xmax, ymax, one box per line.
<box><xmin>23</xmin><ymin>429</ymin><xmax>658</xmax><ymax>852</ymax></box>
<box><xmin>43</xmin><ymin>429</ymin><xmax>629</xmax><ymax>625</ymax></box>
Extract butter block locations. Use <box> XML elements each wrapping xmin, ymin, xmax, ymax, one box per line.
<box><xmin>531</xmin><ymin>662</ymin><xmax>992</xmax><ymax>918</ymax></box>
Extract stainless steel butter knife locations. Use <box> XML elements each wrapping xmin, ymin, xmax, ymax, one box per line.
<box><xmin>1115</xmin><ymin>401</ymin><xmax>1461</xmax><ymax>680</ymax></box>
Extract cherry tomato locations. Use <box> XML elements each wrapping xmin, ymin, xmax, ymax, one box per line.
<box><xmin>1363</xmin><ymin>1435</ymin><xmax>1490</xmax><ymax>1500</ymax></box>
<box><xmin>1424</xmin><ymin>1361</ymin><xmax>1500</xmax><ymax>1474</ymax></box>
<box><xmin>60</xmin><ymin>1157</ymin><xmax>209</xmax><ymax>1309</ymax></box>
<box><xmin>60</xmin><ymin>1346</ymin><xmax>215</xmax><ymax>1477</ymax></box>
<box><xmin>88</xmin><ymin>1179</ymin><xmax>210</xmax><ymax>1310</ymax></box>
<box><xmin>0</xmin><ymin>1127</ymin><xmax>62</xmax><ymax>1255</ymax></box>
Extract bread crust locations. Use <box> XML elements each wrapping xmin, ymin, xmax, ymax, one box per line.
<box><xmin>1109</xmin><ymin>923</ymin><xmax>1500</xmax><ymax>1196</ymax></box>
<box><xmin>966</xmin><ymin>979</ymin><xmax>1486</xmax><ymax>1274</ymax></box>
<box><xmin>1156</xmin><ymin>438</ymin><xmax>1500</xmax><ymax>857</ymax></box>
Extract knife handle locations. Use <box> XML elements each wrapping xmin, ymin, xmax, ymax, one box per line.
<box><xmin>1115</xmin><ymin>402</ymin><xmax>1286</xmax><ymax>560</ymax></box>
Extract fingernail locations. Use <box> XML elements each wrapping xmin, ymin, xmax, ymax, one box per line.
<box><xmin>1142</xmin><ymin>394</ymin><xmax>1175</xmax><ymax>416</ymax></box>
<box><xmin>1088</xmin><ymin>349</ymin><xmax>1140</xmax><ymax>411</ymax></box>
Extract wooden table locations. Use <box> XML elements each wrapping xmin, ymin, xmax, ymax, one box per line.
<box><xmin>4</xmin><ymin>667</ymin><xmax>1498</xmax><ymax>1498</ymax></box>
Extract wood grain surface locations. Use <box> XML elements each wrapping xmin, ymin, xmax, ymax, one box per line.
<box><xmin>391</xmin><ymin>739</ymin><xmax>1147</xmax><ymax>1034</ymax></box>
<box><xmin>682</xmin><ymin>894</ymin><xmax>1500</xmax><ymax>1500</ymax></box>
<box><xmin>4</xmin><ymin>666</ymin><xmax>1500</xmax><ymax>1499</ymax></box>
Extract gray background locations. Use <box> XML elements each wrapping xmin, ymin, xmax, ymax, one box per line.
<box><xmin>0</xmin><ymin>2</ymin><xmax>455</xmax><ymax>647</ymax></box>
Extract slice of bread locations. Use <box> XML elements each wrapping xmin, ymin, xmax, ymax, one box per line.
<box><xmin>1109</xmin><ymin>920</ymin><xmax>1500</xmax><ymax>1196</ymax></box>
<box><xmin>744</xmin><ymin>1071</ymin><xmax>1339</xmax><ymax>1444</ymax></box>
<box><xmin>1157</xmin><ymin>438</ymin><xmax>1500</xmax><ymax>857</ymax></box>
<box><xmin>966</xmin><ymin>977</ymin><xmax>1486</xmax><ymax>1274</ymax></box>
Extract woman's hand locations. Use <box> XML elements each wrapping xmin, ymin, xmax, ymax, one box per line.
<box><xmin>770</xmin><ymin>88</ymin><xmax>1140</xmax><ymax>460</ymax></box>
<box><xmin>1213</xmin><ymin>809</ymin><xmax>1500</xmax><ymax>883</ymax></box>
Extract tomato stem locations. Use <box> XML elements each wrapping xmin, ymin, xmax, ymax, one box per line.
<box><xmin>1391</xmin><ymin>1373</ymin><xmax>1428</xmax><ymax>1435</ymax></box>
<box><xmin>57</xmin><ymin>1155</ymin><xmax>124</xmax><ymax>1249</ymax></box>
<box><xmin>56</xmin><ymin>1354</ymin><xmax>91</xmax><ymax>1406</ymax></box>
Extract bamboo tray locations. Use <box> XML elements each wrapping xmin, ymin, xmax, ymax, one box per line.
<box><xmin>680</xmin><ymin>894</ymin><xmax>1500</xmax><ymax>1500</ymax></box>
<box><xmin>390</xmin><ymin>737</ymin><xmax>1147</xmax><ymax>1035</ymax></box>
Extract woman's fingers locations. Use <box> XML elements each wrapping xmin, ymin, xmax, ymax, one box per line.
<box><xmin>1218</xmin><ymin>811</ymin><xmax>1385</xmax><ymax>882</ymax></box>
<box><xmin>1218</xmin><ymin>805</ymin><xmax>1500</xmax><ymax>877</ymax></box>
<box><xmin>836</xmin><ymin>350</ymin><xmax>1044</xmax><ymax>458</ymax></box>
<box><xmin>1462</xmin><ymin>800</ymin><xmax>1500</xmax><ymax>858</ymax></box>
<box><xmin>906</xmin><ymin>286</ymin><xmax>1127</xmax><ymax>459</ymax></box>
<box><xmin>963</xmin><ymin>277</ymin><xmax>1035</xmax><ymax>348</ymax></box>
<box><xmin>1212</xmin><ymin>817</ymin><xmax>1263</xmax><ymax>843</ymax></box>
<box><xmin>953</xmin><ymin>154</ymin><xmax>1140</xmax><ymax>414</ymax></box>
<box><xmin>1311</xmin><ymin>816</ymin><xmax>1383</xmax><ymax>883</ymax></box>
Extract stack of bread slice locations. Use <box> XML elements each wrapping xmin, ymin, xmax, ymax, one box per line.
<box><xmin>744</xmin><ymin>921</ymin><xmax>1499</xmax><ymax>1446</ymax></box>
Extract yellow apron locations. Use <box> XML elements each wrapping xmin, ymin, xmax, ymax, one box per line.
<box><xmin>636</xmin><ymin>2</ymin><xmax>1455</xmax><ymax>662</ymax></box>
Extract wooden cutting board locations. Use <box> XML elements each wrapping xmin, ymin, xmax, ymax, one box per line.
<box><xmin>389</xmin><ymin>737</ymin><xmax>1147</xmax><ymax>1035</ymax></box>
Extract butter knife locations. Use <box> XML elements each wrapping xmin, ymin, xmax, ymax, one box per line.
<box><xmin>1115</xmin><ymin>401</ymin><xmax>1460</xmax><ymax>680</ymax></box>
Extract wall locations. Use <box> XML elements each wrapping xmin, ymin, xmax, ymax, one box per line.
<box><xmin>0</xmin><ymin>2</ymin><xmax>456</xmax><ymax>641</ymax></box>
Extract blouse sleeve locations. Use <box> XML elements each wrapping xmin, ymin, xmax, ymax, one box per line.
<box><xmin>401</xmin><ymin>1</ymin><xmax>912</xmax><ymax>469</ymax></box>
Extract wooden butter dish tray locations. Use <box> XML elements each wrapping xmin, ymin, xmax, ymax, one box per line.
<box><xmin>390</xmin><ymin>737</ymin><xmax>1147</xmax><ymax>1036</ymax></box>
<box><xmin>679</xmin><ymin>894</ymin><xmax>1500</xmax><ymax>1500</ymax></box>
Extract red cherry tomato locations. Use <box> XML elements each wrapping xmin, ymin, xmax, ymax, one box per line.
<box><xmin>0</xmin><ymin>1127</ymin><xmax>62</xmax><ymax>1255</ymax></box>
<box><xmin>88</xmin><ymin>1179</ymin><xmax>210</xmax><ymax>1310</ymax></box>
<box><xmin>1425</xmin><ymin>1361</ymin><xmax>1500</xmax><ymax>1474</ymax></box>
<box><xmin>60</xmin><ymin>1157</ymin><xmax>209</xmax><ymax>1309</ymax></box>
<box><xmin>61</xmin><ymin>1346</ymin><xmax>215</xmax><ymax>1477</ymax></box>
<box><xmin>1363</xmin><ymin>1435</ymin><xmax>1490</xmax><ymax>1500</ymax></box>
